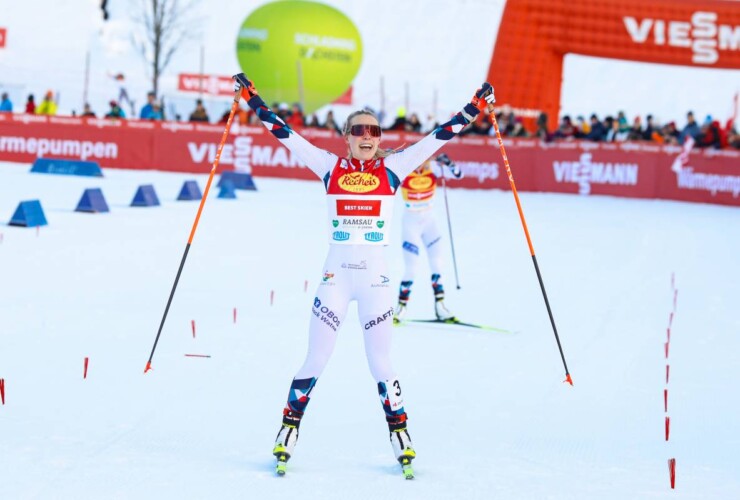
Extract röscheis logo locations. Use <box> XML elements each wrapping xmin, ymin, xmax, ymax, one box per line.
<box><xmin>186</xmin><ymin>136</ymin><xmax>305</xmax><ymax>171</ymax></box>
<box><xmin>623</xmin><ymin>11</ymin><xmax>740</xmax><ymax>64</ymax></box>
<box><xmin>553</xmin><ymin>153</ymin><xmax>639</xmax><ymax>195</ymax></box>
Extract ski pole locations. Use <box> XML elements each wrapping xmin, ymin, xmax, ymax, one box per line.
<box><xmin>488</xmin><ymin>102</ymin><xmax>573</xmax><ymax>386</ymax></box>
<box><xmin>439</xmin><ymin>174</ymin><xmax>461</xmax><ymax>289</ymax></box>
<box><xmin>144</xmin><ymin>84</ymin><xmax>242</xmax><ymax>373</ymax></box>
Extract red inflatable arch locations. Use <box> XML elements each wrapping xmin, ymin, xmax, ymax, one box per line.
<box><xmin>487</xmin><ymin>0</ymin><xmax>740</xmax><ymax>130</ymax></box>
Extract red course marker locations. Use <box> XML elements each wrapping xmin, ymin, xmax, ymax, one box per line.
<box><xmin>233</xmin><ymin>307</ymin><xmax>237</xmax><ymax>324</ymax></box>
<box><xmin>270</xmin><ymin>290</ymin><xmax>275</xmax><ymax>306</ymax></box>
<box><xmin>304</xmin><ymin>280</ymin><xmax>308</xmax><ymax>292</ymax></box>
<box><xmin>664</xmin><ymin>342</ymin><xmax>669</xmax><ymax>359</ymax></box>
<box><xmin>665</xmin><ymin>416</ymin><xmax>671</xmax><ymax>441</ymax></box>
<box><xmin>668</xmin><ymin>458</ymin><xmax>676</xmax><ymax>489</ymax></box>
<box><xmin>191</xmin><ymin>320</ymin><xmax>196</xmax><ymax>338</ymax></box>
<box><xmin>664</xmin><ymin>389</ymin><xmax>668</xmax><ymax>413</ymax></box>
<box><xmin>666</xmin><ymin>364</ymin><xmax>670</xmax><ymax>384</ymax></box>
<box><xmin>84</xmin><ymin>357</ymin><xmax>89</xmax><ymax>379</ymax></box>
<box><xmin>0</xmin><ymin>378</ymin><xmax>5</xmax><ymax>405</ymax></box>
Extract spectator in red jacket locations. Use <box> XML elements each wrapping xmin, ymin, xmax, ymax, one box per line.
<box><xmin>25</xmin><ymin>94</ymin><xmax>36</xmax><ymax>114</ymax></box>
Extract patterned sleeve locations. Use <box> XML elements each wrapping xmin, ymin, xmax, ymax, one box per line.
<box><xmin>246</xmin><ymin>95</ymin><xmax>337</xmax><ymax>179</ymax></box>
<box><xmin>384</xmin><ymin>103</ymin><xmax>480</xmax><ymax>181</ymax></box>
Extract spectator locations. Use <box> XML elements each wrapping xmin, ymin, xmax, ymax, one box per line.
<box><xmin>605</xmin><ymin>117</ymin><xmax>629</xmax><ymax>142</ymax></box>
<box><xmin>306</xmin><ymin>114</ymin><xmax>320</xmax><ymax>128</ymax></box>
<box><xmin>585</xmin><ymin>114</ymin><xmax>606</xmax><ymax>141</ymax></box>
<box><xmin>36</xmin><ymin>90</ymin><xmax>57</xmax><ymax>115</ymax></box>
<box><xmin>0</xmin><ymin>93</ymin><xmax>12</xmax><ymax>112</ymax></box>
<box><xmin>406</xmin><ymin>113</ymin><xmax>422</xmax><ymax>133</ymax></box>
<box><xmin>553</xmin><ymin>115</ymin><xmax>577</xmax><ymax>140</ymax></box>
<box><xmin>535</xmin><ymin>112</ymin><xmax>551</xmax><ymax>142</ymax></box>
<box><xmin>679</xmin><ymin>111</ymin><xmax>700</xmax><ymax>145</ymax></box>
<box><xmin>188</xmin><ymin>99</ymin><xmax>210</xmax><ymax>123</ymax></box>
<box><xmin>285</xmin><ymin>103</ymin><xmax>305</xmax><ymax>128</ymax></box>
<box><xmin>81</xmin><ymin>103</ymin><xmax>96</xmax><ymax>117</ymax></box>
<box><xmin>147</xmin><ymin>100</ymin><xmax>164</xmax><ymax>121</ymax></box>
<box><xmin>322</xmin><ymin>110</ymin><xmax>340</xmax><ymax>134</ymax></box>
<box><xmin>575</xmin><ymin>115</ymin><xmax>590</xmax><ymax>138</ymax></box>
<box><xmin>696</xmin><ymin>118</ymin><xmax>722</xmax><ymax>149</ymax></box>
<box><xmin>642</xmin><ymin>114</ymin><xmax>657</xmax><ymax>141</ymax></box>
<box><xmin>139</xmin><ymin>92</ymin><xmax>156</xmax><ymax>119</ymax></box>
<box><xmin>661</xmin><ymin>122</ymin><xmax>680</xmax><ymax>145</ymax></box>
<box><xmin>510</xmin><ymin>117</ymin><xmax>529</xmax><ymax>137</ymax></box>
<box><xmin>25</xmin><ymin>94</ymin><xmax>36</xmax><ymax>114</ymax></box>
<box><xmin>627</xmin><ymin>116</ymin><xmax>643</xmax><ymax>141</ymax></box>
<box><xmin>387</xmin><ymin>107</ymin><xmax>407</xmax><ymax>131</ymax></box>
<box><xmin>105</xmin><ymin>100</ymin><xmax>126</xmax><ymax>119</ymax></box>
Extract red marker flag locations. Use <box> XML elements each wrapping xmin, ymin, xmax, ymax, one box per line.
<box><xmin>84</xmin><ymin>357</ymin><xmax>89</xmax><ymax>379</ymax></box>
<box><xmin>668</xmin><ymin>458</ymin><xmax>676</xmax><ymax>489</ymax></box>
<box><xmin>191</xmin><ymin>320</ymin><xmax>196</xmax><ymax>338</ymax></box>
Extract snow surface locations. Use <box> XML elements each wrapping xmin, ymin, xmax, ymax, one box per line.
<box><xmin>0</xmin><ymin>160</ymin><xmax>739</xmax><ymax>499</ymax></box>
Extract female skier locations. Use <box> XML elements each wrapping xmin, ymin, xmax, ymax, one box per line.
<box><xmin>394</xmin><ymin>153</ymin><xmax>462</xmax><ymax>323</ymax></box>
<box><xmin>234</xmin><ymin>73</ymin><xmax>494</xmax><ymax>478</ymax></box>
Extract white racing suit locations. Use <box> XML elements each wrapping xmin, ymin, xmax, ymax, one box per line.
<box><xmin>245</xmin><ymin>92</ymin><xmax>480</xmax><ymax>459</ymax></box>
<box><xmin>398</xmin><ymin>160</ymin><xmax>463</xmax><ymax>316</ymax></box>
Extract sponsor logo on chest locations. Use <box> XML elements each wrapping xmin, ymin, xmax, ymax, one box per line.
<box><xmin>338</xmin><ymin>172</ymin><xmax>380</xmax><ymax>193</ymax></box>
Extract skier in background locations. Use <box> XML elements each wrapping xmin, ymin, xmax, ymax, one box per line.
<box><xmin>234</xmin><ymin>73</ymin><xmax>495</xmax><ymax>478</ymax></box>
<box><xmin>394</xmin><ymin>153</ymin><xmax>462</xmax><ymax>323</ymax></box>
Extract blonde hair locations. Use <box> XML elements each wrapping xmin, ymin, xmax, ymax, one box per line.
<box><xmin>343</xmin><ymin>109</ymin><xmax>392</xmax><ymax>159</ymax></box>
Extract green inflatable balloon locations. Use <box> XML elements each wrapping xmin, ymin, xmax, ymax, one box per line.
<box><xmin>236</xmin><ymin>1</ymin><xmax>363</xmax><ymax>114</ymax></box>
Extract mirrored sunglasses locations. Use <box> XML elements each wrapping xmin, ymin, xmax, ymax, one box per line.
<box><xmin>350</xmin><ymin>124</ymin><xmax>382</xmax><ymax>137</ymax></box>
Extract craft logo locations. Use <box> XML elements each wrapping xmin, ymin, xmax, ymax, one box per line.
<box><xmin>376</xmin><ymin>220</ymin><xmax>384</xmax><ymax>228</ymax></box>
<box><xmin>623</xmin><ymin>11</ymin><xmax>740</xmax><ymax>65</ymax></box>
<box><xmin>336</xmin><ymin>199</ymin><xmax>381</xmax><ymax>216</ymax></box>
<box><xmin>332</xmin><ymin>219</ymin><xmax>339</xmax><ymax>227</ymax></box>
<box><xmin>338</xmin><ymin>172</ymin><xmax>379</xmax><ymax>193</ymax></box>
<box><xmin>408</xmin><ymin>176</ymin><xmax>434</xmax><ymax>190</ymax></box>
<box><xmin>332</xmin><ymin>231</ymin><xmax>350</xmax><ymax>241</ymax></box>
<box><xmin>364</xmin><ymin>306</ymin><xmax>394</xmax><ymax>329</ymax></box>
<box><xmin>553</xmin><ymin>153</ymin><xmax>639</xmax><ymax>195</ymax></box>
<box><xmin>364</xmin><ymin>231</ymin><xmax>384</xmax><ymax>242</ymax></box>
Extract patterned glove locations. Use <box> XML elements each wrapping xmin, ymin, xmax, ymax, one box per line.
<box><xmin>233</xmin><ymin>73</ymin><xmax>259</xmax><ymax>99</ymax></box>
<box><xmin>471</xmin><ymin>83</ymin><xmax>495</xmax><ymax>111</ymax></box>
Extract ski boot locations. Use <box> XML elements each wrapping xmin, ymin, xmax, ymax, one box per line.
<box><xmin>432</xmin><ymin>274</ymin><xmax>456</xmax><ymax>322</ymax></box>
<box><xmin>273</xmin><ymin>409</ymin><xmax>302</xmax><ymax>476</ymax></box>
<box><xmin>394</xmin><ymin>281</ymin><xmax>412</xmax><ymax>324</ymax></box>
<box><xmin>388</xmin><ymin>414</ymin><xmax>416</xmax><ymax>480</ymax></box>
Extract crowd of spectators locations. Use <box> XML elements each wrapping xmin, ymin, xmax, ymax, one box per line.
<box><xmin>1</xmin><ymin>89</ymin><xmax>738</xmax><ymax>150</ymax></box>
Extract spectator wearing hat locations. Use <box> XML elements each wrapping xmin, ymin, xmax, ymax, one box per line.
<box><xmin>189</xmin><ymin>99</ymin><xmax>209</xmax><ymax>123</ymax></box>
<box><xmin>36</xmin><ymin>90</ymin><xmax>57</xmax><ymax>115</ymax></box>
<box><xmin>0</xmin><ymin>93</ymin><xmax>12</xmax><ymax>113</ymax></box>
<box><xmin>105</xmin><ymin>100</ymin><xmax>126</xmax><ymax>119</ymax></box>
<box><xmin>25</xmin><ymin>94</ymin><xmax>36</xmax><ymax>114</ymax></box>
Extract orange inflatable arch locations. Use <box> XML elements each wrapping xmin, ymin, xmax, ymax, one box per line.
<box><xmin>487</xmin><ymin>0</ymin><xmax>740</xmax><ymax>130</ymax></box>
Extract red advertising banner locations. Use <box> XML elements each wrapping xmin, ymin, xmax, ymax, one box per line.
<box><xmin>0</xmin><ymin>28</ymin><xmax>7</xmax><ymax>49</ymax></box>
<box><xmin>177</xmin><ymin>73</ymin><xmax>235</xmax><ymax>97</ymax></box>
<box><xmin>0</xmin><ymin>113</ymin><xmax>738</xmax><ymax>206</ymax></box>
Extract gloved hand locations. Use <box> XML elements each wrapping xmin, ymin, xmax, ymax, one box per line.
<box><xmin>471</xmin><ymin>83</ymin><xmax>495</xmax><ymax>112</ymax></box>
<box><xmin>233</xmin><ymin>73</ymin><xmax>259</xmax><ymax>99</ymax></box>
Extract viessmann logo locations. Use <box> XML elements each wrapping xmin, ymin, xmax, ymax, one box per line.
<box><xmin>338</xmin><ymin>172</ymin><xmax>379</xmax><ymax>193</ymax></box>
<box><xmin>553</xmin><ymin>153</ymin><xmax>639</xmax><ymax>195</ymax></box>
<box><xmin>624</xmin><ymin>11</ymin><xmax>740</xmax><ymax>64</ymax></box>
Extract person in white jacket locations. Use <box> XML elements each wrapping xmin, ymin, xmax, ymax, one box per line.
<box><xmin>395</xmin><ymin>153</ymin><xmax>462</xmax><ymax>323</ymax></box>
<box><xmin>234</xmin><ymin>73</ymin><xmax>494</xmax><ymax>478</ymax></box>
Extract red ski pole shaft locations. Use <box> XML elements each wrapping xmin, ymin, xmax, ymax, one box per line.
<box><xmin>489</xmin><ymin>111</ymin><xmax>573</xmax><ymax>385</ymax></box>
<box><xmin>144</xmin><ymin>87</ymin><xmax>242</xmax><ymax>373</ymax></box>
